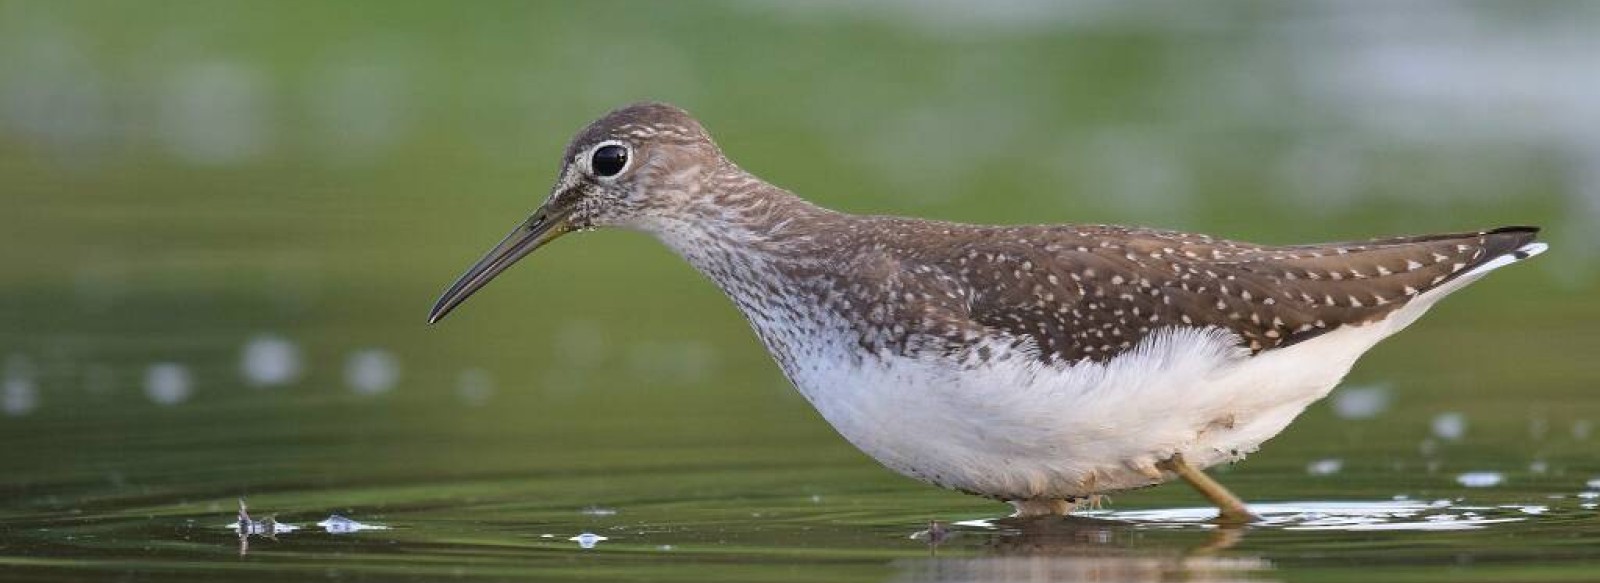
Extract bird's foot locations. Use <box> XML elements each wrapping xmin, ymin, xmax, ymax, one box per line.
<box><xmin>1157</xmin><ymin>453</ymin><xmax>1259</xmax><ymax>525</ymax></box>
<box><xmin>1076</xmin><ymin>494</ymin><xmax>1112</xmax><ymax>512</ymax></box>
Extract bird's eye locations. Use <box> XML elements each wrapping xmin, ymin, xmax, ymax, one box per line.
<box><xmin>591</xmin><ymin>144</ymin><xmax>628</xmax><ymax>177</ymax></box>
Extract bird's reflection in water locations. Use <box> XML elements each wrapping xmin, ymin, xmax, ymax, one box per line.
<box><xmin>892</xmin><ymin>515</ymin><xmax>1273</xmax><ymax>583</ymax></box>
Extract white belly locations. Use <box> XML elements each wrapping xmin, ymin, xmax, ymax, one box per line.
<box><xmin>779</xmin><ymin>280</ymin><xmax>1513</xmax><ymax>504</ymax></box>
<box><xmin>785</xmin><ymin>325</ymin><xmax>1378</xmax><ymax>501</ymax></box>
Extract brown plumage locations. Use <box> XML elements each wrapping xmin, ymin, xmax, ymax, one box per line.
<box><xmin>913</xmin><ymin>224</ymin><xmax>1541</xmax><ymax>364</ymax></box>
<box><xmin>673</xmin><ymin>214</ymin><xmax>1540</xmax><ymax>368</ymax></box>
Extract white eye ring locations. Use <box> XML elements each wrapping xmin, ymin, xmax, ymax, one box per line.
<box><xmin>587</xmin><ymin>140</ymin><xmax>631</xmax><ymax>180</ymax></box>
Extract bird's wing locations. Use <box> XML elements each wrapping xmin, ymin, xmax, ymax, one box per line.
<box><xmin>939</xmin><ymin>225</ymin><xmax>1540</xmax><ymax>364</ymax></box>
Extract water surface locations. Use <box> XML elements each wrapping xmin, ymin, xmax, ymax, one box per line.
<box><xmin>2</xmin><ymin>2</ymin><xmax>1598</xmax><ymax>581</ymax></box>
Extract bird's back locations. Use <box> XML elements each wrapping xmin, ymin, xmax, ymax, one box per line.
<box><xmin>828</xmin><ymin>219</ymin><xmax>1543</xmax><ymax>366</ymax></box>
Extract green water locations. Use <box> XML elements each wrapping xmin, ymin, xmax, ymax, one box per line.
<box><xmin>2</xmin><ymin>2</ymin><xmax>1599</xmax><ymax>581</ymax></box>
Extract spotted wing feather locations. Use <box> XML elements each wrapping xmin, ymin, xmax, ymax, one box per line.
<box><xmin>931</xmin><ymin>225</ymin><xmax>1539</xmax><ymax>364</ymax></box>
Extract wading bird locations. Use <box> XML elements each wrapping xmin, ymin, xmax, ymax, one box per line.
<box><xmin>430</xmin><ymin>103</ymin><xmax>1545</xmax><ymax>522</ymax></box>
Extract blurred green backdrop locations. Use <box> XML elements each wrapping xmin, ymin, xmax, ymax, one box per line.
<box><xmin>1</xmin><ymin>2</ymin><xmax>1597</xmax><ymax>581</ymax></box>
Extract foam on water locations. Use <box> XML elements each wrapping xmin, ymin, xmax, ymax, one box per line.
<box><xmin>570</xmin><ymin>532</ymin><xmax>608</xmax><ymax>549</ymax></box>
<box><xmin>952</xmin><ymin>500</ymin><xmax>1541</xmax><ymax>532</ymax></box>
<box><xmin>316</xmin><ymin>515</ymin><xmax>388</xmax><ymax>534</ymax></box>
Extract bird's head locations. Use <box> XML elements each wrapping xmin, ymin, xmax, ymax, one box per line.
<box><xmin>428</xmin><ymin>102</ymin><xmax>723</xmax><ymax>324</ymax></box>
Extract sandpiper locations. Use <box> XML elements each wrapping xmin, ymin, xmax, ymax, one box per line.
<box><xmin>429</xmin><ymin>102</ymin><xmax>1546</xmax><ymax>522</ymax></box>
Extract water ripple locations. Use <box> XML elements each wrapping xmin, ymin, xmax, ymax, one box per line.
<box><xmin>957</xmin><ymin>500</ymin><xmax>1543</xmax><ymax>532</ymax></box>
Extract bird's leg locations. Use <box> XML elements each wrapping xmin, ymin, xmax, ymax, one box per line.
<box><xmin>1158</xmin><ymin>453</ymin><xmax>1258</xmax><ymax>524</ymax></box>
<box><xmin>1082</xmin><ymin>494</ymin><xmax>1112</xmax><ymax>511</ymax></box>
<box><xmin>1077</xmin><ymin>471</ymin><xmax>1109</xmax><ymax>511</ymax></box>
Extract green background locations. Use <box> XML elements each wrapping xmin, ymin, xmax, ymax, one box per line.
<box><xmin>1</xmin><ymin>2</ymin><xmax>1597</xmax><ymax>581</ymax></box>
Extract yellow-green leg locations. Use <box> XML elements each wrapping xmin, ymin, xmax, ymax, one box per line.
<box><xmin>1159</xmin><ymin>453</ymin><xmax>1258</xmax><ymax>524</ymax></box>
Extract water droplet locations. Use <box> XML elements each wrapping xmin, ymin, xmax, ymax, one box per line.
<box><xmin>344</xmin><ymin>349</ymin><xmax>399</xmax><ymax>395</ymax></box>
<box><xmin>144</xmin><ymin>363</ymin><xmax>192</xmax><ymax>406</ymax></box>
<box><xmin>1432</xmin><ymin>412</ymin><xmax>1467</xmax><ymax>441</ymax></box>
<box><xmin>241</xmin><ymin>334</ymin><xmax>302</xmax><ymax>388</ymax></box>
<box><xmin>570</xmin><ymin>532</ymin><xmax>607</xmax><ymax>549</ymax></box>
<box><xmin>1331</xmin><ymin>384</ymin><xmax>1390</xmax><ymax>420</ymax></box>
<box><xmin>579</xmin><ymin>506</ymin><xmax>617</xmax><ymax>517</ymax></box>
<box><xmin>3</xmin><ymin>354</ymin><xmax>39</xmax><ymax>416</ymax></box>
<box><xmin>1307</xmin><ymin>458</ymin><xmax>1344</xmax><ymax>476</ymax></box>
<box><xmin>4</xmin><ymin>377</ymin><xmax>39</xmax><ymax>416</ymax></box>
<box><xmin>1456</xmin><ymin>472</ymin><xmax>1503</xmax><ymax>488</ymax></box>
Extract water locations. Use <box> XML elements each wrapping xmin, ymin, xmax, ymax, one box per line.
<box><xmin>2</xmin><ymin>2</ymin><xmax>1598</xmax><ymax>581</ymax></box>
<box><xmin>2</xmin><ymin>325</ymin><xmax>1595</xmax><ymax>582</ymax></box>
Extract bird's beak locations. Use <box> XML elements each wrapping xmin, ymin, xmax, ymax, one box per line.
<box><xmin>428</xmin><ymin>205</ymin><xmax>574</xmax><ymax>324</ymax></box>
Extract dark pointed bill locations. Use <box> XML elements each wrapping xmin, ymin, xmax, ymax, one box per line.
<box><xmin>428</xmin><ymin>208</ymin><xmax>572</xmax><ymax>324</ymax></box>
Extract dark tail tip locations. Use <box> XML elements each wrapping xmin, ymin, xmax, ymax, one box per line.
<box><xmin>1486</xmin><ymin>225</ymin><xmax>1540</xmax><ymax>236</ymax></box>
<box><xmin>1483</xmin><ymin>225</ymin><xmax>1542</xmax><ymax>260</ymax></box>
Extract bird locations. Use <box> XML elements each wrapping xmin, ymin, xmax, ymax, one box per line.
<box><xmin>428</xmin><ymin>102</ymin><xmax>1547</xmax><ymax>522</ymax></box>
